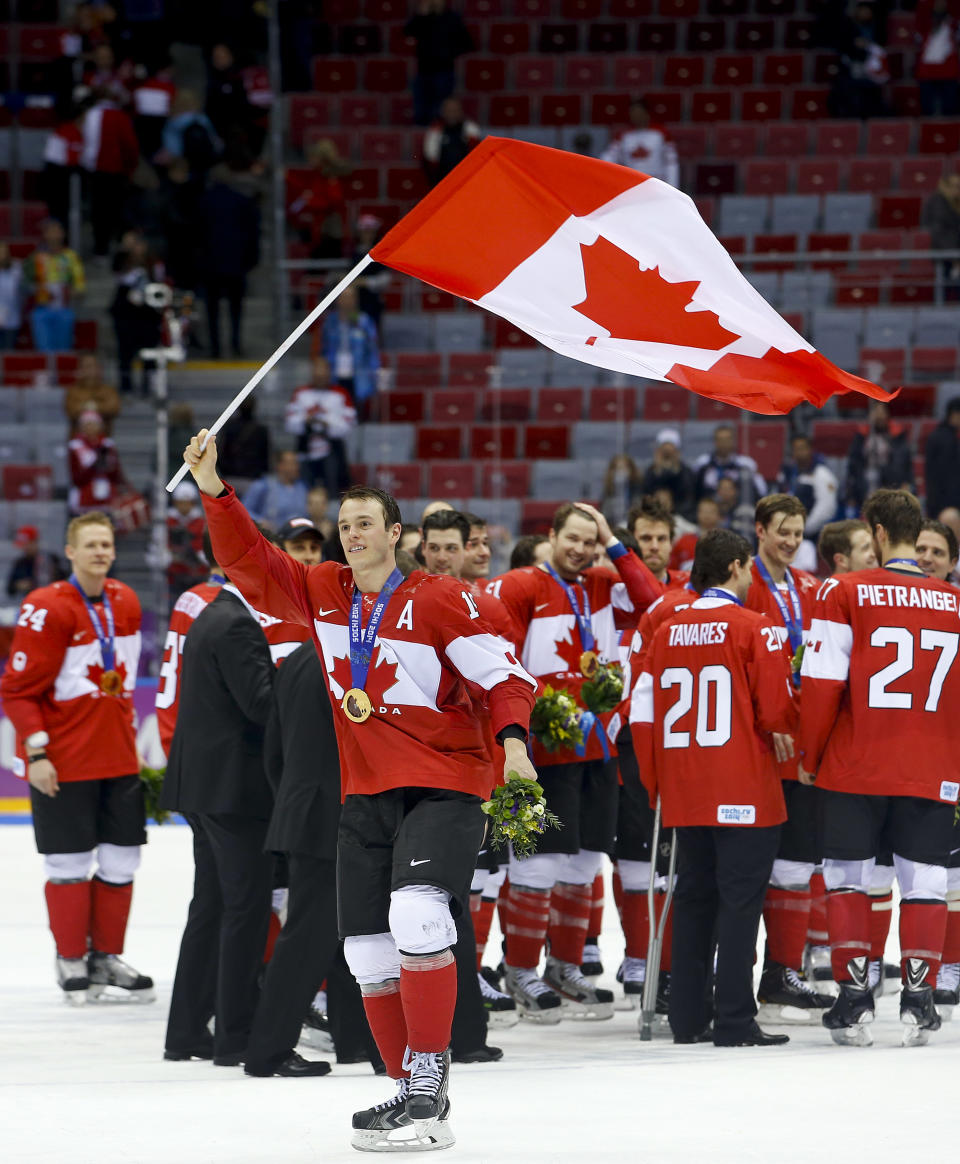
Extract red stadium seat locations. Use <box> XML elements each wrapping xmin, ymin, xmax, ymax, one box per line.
<box><xmin>488</xmin><ymin>23</ymin><xmax>531</xmax><ymax>53</ymax></box>
<box><xmin>586</xmin><ymin>23</ymin><xmax>628</xmax><ymax>52</ymax></box>
<box><xmin>791</xmin><ymin>89</ymin><xmax>829</xmax><ymax>119</ymax></box>
<box><xmin>416</xmin><ymin>426</ymin><xmax>462</xmax><ymax>460</ymax></box>
<box><xmin>612</xmin><ymin>58</ymin><xmax>655</xmax><ymax>89</ymax></box>
<box><xmin>343</xmin><ymin>168</ymin><xmax>380</xmax><ymax>200</ymax></box>
<box><xmin>480</xmin><ymin>389</ymin><xmax>533</xmax><ymax>421</ymax></box>
<box><xmin>918</xmin><ymin>122</ymin><xmax>960</xmax><ymax>155</ymax></box>
<box><xmin>762</xmin><ymin>54</ymin><xmax>804</xmax><ymax>85</ymax></box>
<box><xmin>488</xmin><ymin>95</ymin><xmax>531</xmax><ymax>126</ymax></box>
<box><xmin>807</xmin><ymin>231</ymin><xmax>851</xmax><ymax>271</ymax></box>
<box><xmin>744</xmin><ymin>426</ymin><xmax>785</xmax><ymax>480</ymax></box>
<box><xmin>312</xmin><ymin>57</ymin><xmax>358</xmax><ymax>92</ymax></box>
<box><xmin>515</xmin><ymin>56</ymin><xmax>558</xmax><ymax>89</ymax></box>
<box><xmin>2</xmin><ymin>464</ymin><xmax>53</xmax><ymax>500</ymax></box>
<box><xmin>686</xmin><ymin>20</ymin><xmax>727</xmax><ymax>50</ymax></box>
<box><xmin>419</xmin><ymin>289</ymin><xmax>456</xmax><ymax>312</ymax></box>
<box><xmin>591</xmin><ymin>93</ymin><xmax>632</xmax><ymax>124</ymax></box>
<box><xmin>889</xmin><ymin>384</ymin><xmax>937</xmax><ymax>417</ymax></box>
<box><xmin>54</xmin><ymin>352</ymin><xmax>79</xmax><ymax>384</ymax></box>
<box><xmin>744</xmin><ymin>160</ymin><xmax>790</xmax><ymax>195</ymax></box>
<box><xmin>887</xmin><ymin>11</ymin><xmax>917</xmax><ymax>47</ymax></box>
<box><xmin>289</xmin><ymin>96</ymin><xmax>333</xmax><ymax>149</ymax></box>
<box><xmin>856</xmin><ymin>229</ymin><xmax>901</xmax><ymax>272</ymax></box>
<box><xmin>494</xmin><ymin>318</ymin><xmax>537</xmax><ymax>347</ymax></box>
<box><xmin>877</xmin><ymin>195</ymin><xmax>923</xmax><ymax>230</ymax></box>
<box><xmin>691</xmin><ymin>90</ymin><xmax>732</xmax><ymax>122</ymax></box>
<box><xmin>339</xmin><ymin>95</ymin><xmax>381</xmax><ymax>126</ymax></box>
<box><xmin>537</xmin><ymin>388</ymin><xmax>584</xmax><ymax>421</ymax></box>
<box><xmin>364</xmin><ymin>464</ymin><xmax>422</xmax><ymax>498</ymax></box>
<box><xmin>393</xmin><ymin>353</ymin><xmax>443</xmax><ymax>385</ymax></box>
<box><xmin>762</xmin><ymin>123</ymin><xmax>809</xmax><ymax>157</ymax></box>
<box><xmin>74</xmin><ymin>320</ymin><xmax>98</xmax><ymax>350</ymax></box>
<box><xmin>796</xmin><ymin>158</ymin><xmax>842</xmax><ymax>194</ymax></box>
<box><xmin>610</xmin><ymin>0</ymin><xmax>654</xmax><ymax>14</ymax></box>
<box><xmin>643</xmin><ymin>387</ymin><xmax>691</xmax><ymax>420</ymax></box>
<box><xmin>363</xmin><ymin>60</ymin><xmax>408</xmax><ymax>92</ymax></box>
<box><xmin>834</xmin><ymin>272</ymin><xmax>882</xmax><ymax>306</ymax></box>
<box><xmin>463</xmin><ymin>58</ymin><xmax>506</xmax><ymax>91</ymax></box>
<box><xmin>386</xmin><ymin>167</ymin><xmax>426</xmax><ymax>201</ymax></box>
<box><xmin>564</xmin><ymin>0</ymin><xmax>604</xmax><ymax>16</ymax></box>
<box><xmin>890</xmin><ymin>273</ymin><xmax>935</xmax><ymax>305</ymax></box>
<box><xmin>812</xmin><ymin>421</ymin><xmax>861</xmax><ymax>455</ymax></box>
<box><xmin>524</xmin><ymin>425</ymin><xmax>570</xmax><ymax>459</ymax></box>
<box><xmin>734</xmin><ymin>20</ymin><xmax>774</xmax><ymax>50</ymax></box>
<box><xmin>463</xmin><ymin>0</ymin><xmax>503</xmax><ymax>15</ymax></box>
<box><xmin>17</xmin><ymin>25</ymin><xmax>62</xmax><ymax>58</ymax></box>
<box><xmin>431</xmin><ymin>390</ymin><xmax>477</xmax><ymax>423</ymax></box>
<box><xmin>644</xmin><ymin>92</ymin><xmax>685</xmax><ymax>122</ymax></box>
<box><xmin>694</xmin><ymin>163</ymin><xmax>737</xmax><ymax>196</ymax></box>
<box><xmin>718</xmin><ymin>235</ymin><xmax>747</xmax><ymax>255</ymax></box>
<box><xmin>448</xmin><ymin>352</ymin><xmax>492</xmax><ymax>387</ymax></box>
<box><xmin>783</xmin><ymin>19</ymin><xmax>817</xmax><ymax>48</ymax></box>
<box><xmin>521</xmin><ymin>500</ymin><xmax>561</xmax><ymax>534</ymax></box>
<box><xmin>637</xmin><ymin>22</ymin><xmax>677</xmax><ymax>50</ymax></box>
<box><xmin>539</xmin><ymin>23</ymin><xmax>581</xmax><ymax>52</ymax></box>
<box><xmin>713</xmin><ymin>124</ymin><xmax>759</xmax><ymax>157</ymax></box>
<box><xmin>708</xmin><ymin>0</ymin><xmax>748</xmax><ymax>12</ymax></box>
<box><xmin>2</xmin><ymin>351</ymin><xmax>46</xmax><ymax>385</ymax></box>
<box><xmin>540</xmin><ymin>94</ymin><xmax>582</xmax><ymax>125</ymax></box>
<box><xmin>694</xmin><ymin>397</ymin><xmax>739</xmax><ymax>421</ymax></box>
<box><xmin>336</xmin><ymin>23</ymin><xmax>382</xmax><ymax>53</ymax></box>
<box><xmin>712</xmin><ymin>54</ymin><xmax>754</xmax><ymax>85</ymax></box>
<box><xmin>588</xmin><ymin>387</ymin><xmax>637</xmax><ymax>421</ymax></box>
<box><xmin>859</xmin><ymin>348</ymin><xmax>906</xmax><ymax>385</ymax></box>
<box><xmin>379</xmin><ymin>392</ymin><xmax>425</xmax><ymax>422</ymax></box>
<box><xmin>848</xmin><ymin>157</ymin><xmax>895</xmax><ymax>194</ymax></box>
<box><xmin>360</xmin><ymin>130</ymin><xmax>408</xmax><ymax>163</ymax></box>
<box><xmin>427</xmin><ymin>462</ymin><xmax>477</xmax><ymax>498</ymax></box>
<box><xmin>900</xmin><ymin>157</ymin><xmax>945</xmax><ymax>193</ymax></box>
<box><xmin>664</xmin><ymin>56</ymin><xmax>706</xmax><ymax>87</ymax></box>
<box><xmin>753</xmin><ymin>232</ymin><xmax>798</xmax><ymax>272</ymax></box>
<box><xmin>814</xmin><ymin>121</ymin><xmax>860</xmax><ymax>156</ymax></box>
<box><xmin>866</xmin><ymin>120</ymin><xmax>912</xmax><ymax>155</ymax></box>
<box><xmin>565</xmin><ymin>56</ymin><xmax>608</xmax><ymax>88</ymax></box>
<box><xmin>671</xmin><ymin>125</ymin><xmax>710</xmax><ymax>159</ymax></box>
<box><xmin>912</xmin><ymin>348</ymin><xmax>958</xmax><ymax>378</ymax></box>
<box><xmin>470</xmin><ymin>425</ymin><xmax>519</xmax><ymax>460</ymax></box>
<box><xmin>740</xmin><ymin>89</ymin><xmax>782</xmax><ymax>121</ymax></box>
<box><xmin>481</xmin><ymin>461</ymin><xmax>532</xmax><ymax>498</ymax></box>
<box><xmin>365</xmin><ymin>0</ymin><xmax>406</xmax><ymax>17</ymax></box>
<box><xmin>659</xmin><ymin>0</ymin><xmax>700</xmax><ymax>14</ymax></box>
<box><xmin>812</xmin><ymin>52</ymin><xmax>842</xmax><ymax>84</ymax></box>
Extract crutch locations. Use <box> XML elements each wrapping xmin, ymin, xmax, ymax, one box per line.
<box><xmin>639</xmin><ymin>797</ymin><xmax>677</xmax><ymax>1041</ymax></box>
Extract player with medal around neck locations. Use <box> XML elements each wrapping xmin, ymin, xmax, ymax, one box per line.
<box><xmin>755</xmin><ymin>505</ymin><xmax>804</xmax><ymax>585</ymax></box>
<box><xmin>65</xmin><ymin>518</ymin><xmax>116</xmax><ymax>599</ymax></box>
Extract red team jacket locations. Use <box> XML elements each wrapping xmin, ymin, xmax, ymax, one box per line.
<box><xmin>202</xmin><ymin>486</ymin><xmax>537</xmax><ymax>800</ymax></box>
<box><xmin>630</xmin><ymin>594</ymin><xmax>797</xmax><ymax>828</ymax></box>
<box><xmin>489</xmin><ymin>547</ymin><xmax>663</xmax><ymax>766</ymax></box>
<box><xmin>798</xmin><ymin>568</ymin><xmax>960</xmax><ymax>803</ymax></box>
<box><xmin>0</xmin><ymin>579</ymin><xmax>141</xmax><ymax>781</ymax></box>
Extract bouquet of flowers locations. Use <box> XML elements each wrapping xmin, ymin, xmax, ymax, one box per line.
<box><xmin>580</xmin><ymin>661</ymin><xmax>625</xmax><ymax>716</ymax></box>
<box><xmin>530</xmin><ymin>685</ymin><xmax>584</xmax><ymax>753</ymax></box>
<box><xmin>140</xmin><ymin>765</ymin><xmax>171</xmax><ymax>825</ymax></box>
<box><xmin>481</xmin><ymin>772</ymin><xmax>562</xmax><ymax>859</ymax></box>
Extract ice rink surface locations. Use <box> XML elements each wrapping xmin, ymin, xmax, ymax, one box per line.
<box><xmin>2</xmin><ymin>821</ymin><xmax>958</xmax><ymax>1164</ymax></box>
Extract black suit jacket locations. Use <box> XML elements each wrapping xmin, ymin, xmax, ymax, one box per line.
<box><xmin>161</xmin><ymin>588</ymin><xmax>275</xmax><ymax>818</ymax></box>
<box><xmin>263</xmin><ymin>640</ymin><xmax>341</xmax><ymax>860</ymax></box>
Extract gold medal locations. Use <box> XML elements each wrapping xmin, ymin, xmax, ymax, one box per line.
<box><xmin>99</xmin><ymin>669</ymin><xmax>123</xmax><ymax>696</ymax></box>
<box><xmin>342</xmin><ymin>688</ymin><xmax>373</xmax><ymax>723</ymax></box>
<box><xmin>579</xmin><ymin>650</ymin><xmax>599</xmax><ymax>679</ymax></box>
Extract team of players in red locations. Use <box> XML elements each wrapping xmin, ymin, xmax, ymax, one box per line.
<box><xmin>3</xmin><ymin>425</ymin><xmax>960</xmax><ymax>1150</ymax></box>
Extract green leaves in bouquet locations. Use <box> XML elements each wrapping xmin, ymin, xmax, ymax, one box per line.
<box><xmin>481</xmin><ymin>771</ymin><xmax>562</xmax><ymax>859</ymax></box>
<box><xmin>580</xmin><ymin>661</ymin><xmax>624</xmax><ymax>716</ymax></box>
<box><xmin>529</xmin><ymin>684</ymin><xmax>585</xmax><ymax>753</ymax></box>
<box><xmin>140</xmin><ymin>766</ymin><xmax>170</xmax><ymax>825</ymax></box>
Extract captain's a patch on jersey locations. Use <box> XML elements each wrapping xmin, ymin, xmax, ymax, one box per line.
<box><xmin>717</xmin><ymin>804</ymin><xmax>756</xmax><ymax>825</ymax></box>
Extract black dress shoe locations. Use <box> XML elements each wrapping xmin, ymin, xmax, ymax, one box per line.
<box><xmin>164</xmin><ymin>1043</ymin><xmax>214</xmax><ymax>1061</ymax></box>
<box><xmin>673</xmin><ymin>1025</ymin><xmax>714</xmax><ymax>1045</ymax></box>
<box><xmin>451</xmin><ymin>1045</ymin><xmax>504</xmax><ymax>1063</ymax></box>
<box><xmin>245</xmin><ymin>1051</ymin><xmax>332</xmax><ymax>1078</ymax></box>
<box><xmin>213</xmin><ymin>1051</ymin><xmax>246</xmax><ymax>1067</ymax></box>
<box><xmin>713</xmin><ymin>1022</ymin><xmax>789</xmax><ymax>1047</ymax></box>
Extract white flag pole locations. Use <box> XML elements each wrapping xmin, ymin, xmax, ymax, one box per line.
<box><xmin>165</xmin><ymin>253</ymin><xmax>374</xmax><ymax>492</ymax></box>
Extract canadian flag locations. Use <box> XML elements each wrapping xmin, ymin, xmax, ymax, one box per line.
<box><xmin>371</xmin><ymin>137</ymin><xmax>890</xmax><ymax>416</ymax></box>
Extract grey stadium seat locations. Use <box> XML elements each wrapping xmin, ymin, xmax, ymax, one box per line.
<box><xmin>572</xmin><ymin>421</ymin><xmax>630</xmax><ymax>460</ymax></box>
<box><xmin>382</xmin><ymin>314</ymin><xmax>435</xmax><ymax>351</ymax></box>
<box><xmin>770</xmin><ymin>194</ymin><xmax>820</xmax><ymax>236</ymax></box>
<box><xmin>434</xmin><ymin>312</ymin><xmax>485</xmax><ymax>352</ymax></box>
<box><xmin>718</xmin><ymin>195</ymin><xmax>769</xmax><ymax>238</ymax></box>
<box><xmin>532</xmin><ymin>460</ymin><xmax>584</xmax><ymax>499</ymax></box>
<box><xmin>822</xmin><ymin>193</ymin><xmax>872</xmax><ymax>235</ymax></box>
<box><xmin>914</xmin><ymin>309</ymin><xmax>960</xmax><ymax>349</ymax></box>
<box><xmin>358</xmin><ymin>422</ymin><xmax>415</xmax><ymax>463</ymax></box>
<box><xmin>497</xmin><ymin>348</ymin><xmax>551</xmax><ymax>387</ymax></box>
<box><xmin>862</xmin><ymin>308</ymin><xmax>913</xmax><ymax>350</ymax></box>
<box><xmin>781</xmin><ymin>270</ymin><xmax>832</xmax><ymax>312</ymax></box>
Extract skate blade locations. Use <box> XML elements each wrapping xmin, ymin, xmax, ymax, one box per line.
<box><xmin>517</xmin><ymin>1006</ymin><xmax>563</xmax><ymax>1025</ymax></box>
<box><xmin>87</xmin><ymin>984</ymin><xmax>157</xmax><ymax>1004</ymax></box>
<box><xmin>558</xmin><ymin>998</ymin><xmax>615</xmax><ymax>1021</ymax></box>
<box><xmin>937</xmin><ymin>1004</ymin><xmax>954</xmax><ymax>1023</ymax></box>
<box><xmin>615</xmin><ymin>994</ymin><xmax>642</xmax><ymax>1012</ymax></box>
<box><xmin>62</xmin><ymin>990</ymin><xmax>88</xmax><ymax>1007</ymax></box>
<box><xmin>486</xmin><ymin>1010</ymin><xmax>519</xmax><ymax>1030</ymax></box>
<box><xmin>900</xmin><ymin>1022</ymin><xmax>930</xmax><ymax>1048</ymax></box>
<box><xmin>829</xmin><ymin>1023</ymin><xmax>873</xmax><ymax>1047</ymax></box>
<box><xmin>352</xmin><ymin>1122</ymin><xmax>455</xmax><ymax>1153</ymax></box>
<box><xmin>757</xmin><ymin>1003</ymin><xmax>825</xmax><ymax>1025</ymax></box>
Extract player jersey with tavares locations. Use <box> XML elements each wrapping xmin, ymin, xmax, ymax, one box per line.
<box><xmin>799</xmin><ymin>568</ymin><xmax>960</xmax><ymax>802</ymax></box>
<box><xmin>0</xmin><ymin>578</ymin><xmax>141</xmax><ymax>781</ymax></box>
<box><xmin>202</xmin><ymin>486</ymin><xmax>537</xmax><ymax>800</ymax></box>
<box><xmin>156</xmin><ymin>580</ymin><xmax>222</xmax><ymax>756</ymax></box>
<box><xmin>630</xmin><ymin>594</ymin><xmax>797</xmax><ymax>828</ymax></box>
<box><xmin>489</xmin><ymin>549</ymin><xmax>663</xmax><ymax>766</ymax></box>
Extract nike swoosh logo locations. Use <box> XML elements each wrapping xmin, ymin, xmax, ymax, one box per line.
<box><xmin>535</xmin><ymin>603</ymin><xmax>550</xmax><ymax>612</ymax></box>
<box><xmin>409</xmin><ymin>858</ymin><xmax>431</xmax><ymax>866</ymax></box>
<box><xmin>316</xmin><ymin>608</ymin><xmax>338</xmax><ymax>617</ymax></box>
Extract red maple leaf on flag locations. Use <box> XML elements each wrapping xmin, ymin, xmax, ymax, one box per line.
<box><xmin>365</xmin><ymin>650</ymin><xmax>401</xmax><ymax>706</ymax></box>
<box><xmin>553</xmin><ymin>628</ymin><xmax>584</xmax><ymax>675</ymax></box>
<box><xmin>328</xmin><ymin>652</ymin><xmax>354</xmax><ymax>697</ymax></box>
<box><xmin>572</xmin><ymin>235</ymin><xmax>739</xmax><ymax>350</ymax></box>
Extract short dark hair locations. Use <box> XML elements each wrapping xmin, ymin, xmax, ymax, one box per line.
<box><xmin>690</xmin><ymin>529</ymin><xmax>753</xmax><ymax>593</ymax></box>
<box><xmin>422</xmin><ymin>509</ymin><xmax>470</xmax><ymax>545</ymax></box>
<box><xmin>945</xmin><ymin>396</ymin><xmax>960</xmax><ymax>420</ymax></box>
<box><xmin>340</xmin><ymin>485</ymin><xmax>402</xmax><ymax>529</ymax></box>
<box><xmin>627</xmin><ymin>496</ymin><xmax>676</xmax><ymax>540</ymax></box>
<box><xmin>510</xmin><ymin>534</ymin><xmax>548</xmax><ymax>569</ymax></box>
<box><xmin>920</xmin><ymin>518</ymin><xmax>959</xmax><ymax>564</ymax></box>
<box><xmin>755</xmin><ymin>492</ymin><xmax>807</xmax><ymax>528</ymax></box>
<box><xmin>862</xmin><ymin>488</ymin><xmax>922</xmax><ymax>548</ymax></box>
<box><xmin>613</xmin><ymin>526</ymin><xmax>641</xmax><ymax>555</ymax></box>
<box><xmin>202</xmin><ymin>526</ymin><xmax>217</xmax><ymax>569</ymax></box>
<box><xmin>460</xmin><ymin>511</ymin><xmax>487</xmax><ymax>532</ymax></box>
<box><xmin>818</xmin><ymin>519</ymin><xmax>869</xmax><ymax>568</ymax></box>
<box><xmin>552</xmin><ymin>502</ymin><xmax>600</xmax><ymax>535</ymax></box>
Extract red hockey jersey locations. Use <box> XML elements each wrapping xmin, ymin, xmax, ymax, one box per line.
<box><xmin>630</xmin><ymin>594</ymin><xmax>797</xmax><ymax>827</ymax></box>
<box><xmin>1</xmin><ymin>579</ymin><xmax>141</xmax><ymax>781</ymax></box>
<box><xmin>156</xmin><ymin>580</ymin><xmax>222</xmax><ymax>757</ymax></box>
<box><xmin>202</xmin><ymin>487</ymin><xmax>537</xmax><ymax>799</ymax></box>
<box><xmin>798</xmin><ymin>568</ymin><xmax>960</xmax><ymax>802</ymax></box>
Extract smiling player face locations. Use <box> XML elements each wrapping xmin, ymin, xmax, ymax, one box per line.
<box><xmin>338</xmin><ymin>498</ymin><xmax>400</xmax><ymax>575</ymax></box>
<box><xmin>422</xmin><ymin>530</ymin><xmax>465</xmax><ymax>577</ymax></box>
<box><xmin>756</xmin><ymin>513</ymin><xmax>805</xmax><ymax>572</ymax></box>
<box><xmin>549</xmin><ymin>513</ymin><xmax>599</xmax><ymax>580</ymax></box>
<box><xmin>916</xmin><ymin>530</ymin><xmax>956</xmax><ymax>582</ymax></box>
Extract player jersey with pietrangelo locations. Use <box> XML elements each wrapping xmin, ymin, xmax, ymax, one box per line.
<box><xmin>0</xmin><ymin>579</ymin><xmax>141</xmax><ymax>782</ymax></box>
<box><xmin>156</xmin><ymin>580</ymin><xmax>222</xmax><ymax>757</ymax></box>
<box><xmin>630</xmin><ymin>596</ymin><xmax>797</xmax><ymax>828</ymax></box>
<box><xmin>799</xmin><ymin>568</ymin><xmax>960</xmax><ymax>802</ymax></box>
<box><xmin>489</xmin><ymin>552</ymin><xmax>663</xmax><ymax>766</ymax></box>
<box><xmin>202</xmin><ymin>487</ymin><xmax>537</xmax><ymax>800</ymax></box>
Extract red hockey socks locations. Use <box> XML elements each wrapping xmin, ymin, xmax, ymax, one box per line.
<box><xmin>45</xmin><ymin>880</ymin><xmax>91</xmax><ymax>959</ymax></box>
<box><xmin>655</xmin><ymin>890</ymin><xmax>674</xmax><ymax>972</ymax></box>
<box><xmin>620</xmin><ymin>891</ymin><xmax>651</xmax><ymax>960</ymax></box>
<box><xmin>612</xmin><ymin>867</ymin><xmax>623</xmax><ymax>915</ymax></box>
<box><xmin>504</xmin><ymin>883</ymin><xmax>550</xmax><ymax>970</ymax></box>
<box><xmin>90</xmin><ymin>877</ymin><xmax>132</xmax><ymax>955</ymax></box>
<box><xmin>763</xmin><ymin>885</ymin><xmax>811</xmax><ymax>970</ymax></box>
<box><xmin>262</xmin><ymin>910</ymin><xmax>282</xmax><ymax>964</ymax></box>
<box><xmin>899</xmin><ymin>900</ymin><xmax>947</xmax><ymax>986</ymax></box>
<box><xmin>471</xmin><ymin>895</ymin><xmax>496</xmax><ymax>970</ymax></box>
<box><xmin>868</xmin><ymin>890</ymin><xmax>894</xmax><ymax>960</ymax></box>
<box><xmin>586</xmin><ymin>872</ymin><xmax>604</xmax><ymax>943</ymax></box>
<box><xmin>361</xmin><ymin>982</ymin><xmax>409</xmax><ymax>1079</ymax></box>
<box><xmin>399</xmin><ymin>950</ymin><xmax>457</xmax><ymax>1053</ymax></box>
<box><xmin>547</xmin><ymin>881</ymin><xmax>592</xmax><ymax>965</ymax></box>
<box><xmin>807</xmin><ymin>871</ymin><xmax>828</xmax><ymax>948</ymax></box>
<box><xmin>826</xmin><ymin>890</ymin><xmax>870</xmax><ymax>982</ymax></box>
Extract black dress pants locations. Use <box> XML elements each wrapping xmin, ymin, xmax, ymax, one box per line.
<box><xmin>451</xmin><ymin>904</ymin><xmax>488</xmax><ymax>1055</ymax></box>
<box><xmin>165</xmin><ymin>813</ymin><xmax>274</xmax><ymax>1059</ymax></box>
<box><xmin>669</xmin><ymin>824</ymin><xmax>781</xmax><ymax>1042</ymax></box>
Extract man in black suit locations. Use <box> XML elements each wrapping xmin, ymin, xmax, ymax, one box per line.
<box><xmin>161</xmin><ymin>580</ymin><xmax>279</xmax><ymax>1066</ymax></box>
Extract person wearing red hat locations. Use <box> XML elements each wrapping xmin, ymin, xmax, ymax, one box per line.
<box><xmin>6</xmin><ymin>526</ymin><xmax>66</xmax><ymax>599</ymax></box>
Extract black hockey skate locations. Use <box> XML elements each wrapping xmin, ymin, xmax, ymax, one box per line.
<box><xmin>87</xmin><ymin>952</ymin><xmax>155</xmax><ymax>1002</ymax></box>
<box><xmin>55</xmin><ymin>956</ymin><xmax>89</xmax><ymax>1005</ymax></box>
<box><xmin>580</xmin><ymin>941</ymin><xmax>604</xmax><ymax>978</ymax></box>
<box><xmin>822</xmin><ymin>958</ymin><xmax>875</xmax><ymax>1046</ymax></box>
<box><xmin>543</xmin><ymin>956</ymin><xmax>615</xmax><ymax>1020</ymax></box>
<box><xmin>655</xmin><ymin>970</ymin><xmax>671</xmax><ymax>1017</ymax></box>
<box><xmin>757</xmin><ymin>962</ymin><xmax>833</xmax><ymax>1024</ymax></box>
<box><xmin>616</xmin><ymin>956</ymin><xmax>645</xmax><ymax>1008</ymax></box>
<box><xmin>900</xmin><ymin>959</ymin><xmax>942</xmax><ymax>1047</ymax></box>
<box><xmin>503</xmin><ymin>964</ymin><xmax>563</xmax><ymax>1024</ymax></box>
<box><xmin>352</xmin><ymin>1077</ymin><xmax>451</xmax><ymax>1153</ymax></box>
<box><xmin>477</xmin><ymin>972</ymin><xmax>519</xmax><ymax>1029</ymax></box>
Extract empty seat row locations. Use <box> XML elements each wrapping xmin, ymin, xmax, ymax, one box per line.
<box><xmin>718</xmin><ymin>194</ymin><xmax>934</xmax><ymax>237</ymax></box>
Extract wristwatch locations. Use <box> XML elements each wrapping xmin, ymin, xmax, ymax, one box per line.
<box><xmin>28</xmin><ymin>753</ymin><xmax>48</xmax><ymax>764</ymax></box>
<box><xmin>26</xmin><ymin>731</ymin><xmax>49</xmax><ymax>749</ymax></box>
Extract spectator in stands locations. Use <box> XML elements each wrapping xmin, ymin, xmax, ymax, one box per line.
<box><xmin>242</xmin><ymin>450</ymin><xmax>310</xmax><ymax>531</ymax></box>
<box><xmin>68</xmin><ymin>409</ymin><xmax>128</xmax><ymax>516</ymax></box>
<box><xmin>405</xmin><ymin>0</ymin><xmax>475</xmax><ymax>127</ymax></box>
<box><xmin>713</xmin><ymin>475</ymin><xmax>755</xmax><ymax>541</ymax></box>
<box><xmin>42</xmin><ymin>102</ymin><xmax>87</xmax><ymax>229</ymax></box>
<box><xmin>64</xmin><ymin>353</ymin><xmax>121</xmax><ymax>433</ymax></box>
<box><xmin>915</xmin><ymin>0</ymin><xmax>960</xmax><ymax>116</ymax></box>
<box><xmin>828</xmin><ymin>1</ymin><xmax>891</xmax><ymax>119</ymax></box>
<box><xmin>844</xmin><ymin>400</ymin><xmax>915</xmax><ymax>513</ymax></box>
<box><xmin>0</xmin><ymin>243</ymin><xmax>23</xmax><ymax>350</ymax></box>
<box><xmin>284</xmin><ymin>356</ymin><xmax>356</xmax><ymax>493</ymax></box>
<box><xmin>320</xmin><ymin>286</ymin><xmax>379</xmax><ymax>407</ymax></box>
<box><xmin>132</xmin><ymin>55</ymin><xmax>178</xmax><ymax>160</ymax></box>
<box><xmin>156</xmin><ymin>157</ymin><xmax>203</xmax><ymax>292</ymax></box>
<box><xmin>81</xmin><ymin>90</ymin><xmax>140</xmax><ymax>257</ymax></box>
<box><xmin>6</xmin><ymin>525</ymin><xmax>67</xmax><ymax>600</ymax></box>
<box><xmin>218</xmin><ymin>396</ymin><xmax>271</xmax><ymax>492</ymax></box>
<box><xmin>422</xmin><ymin>97</ymin><xmax>482</xmax><ymax>188</ymax></box>
<box><xmin>670</xmin><ymin>495</ymin><xmax>722</xmax><ymax>573</ymax></box>
<box><xmin>921</xmin><ymin>173</ymin><xmax>960</xmax><ymax>296</ymax></box>
<box><xmin>306</xmin><ymin>484</ymin><xmax>336</xmax><ymax>544</ymax></box>
<box><xmin>82</xmin><ymin>43</ymin><xmax>133</xmax><ymax>108</ymax></box>
<box><xmin>641</xmin><ymin>428</ymin><xmax>696</xmax><ymax>520</ymax></box>
<box><xmin>599</xmin><ymin>453</ymin><xmax>644</xmax><ymax>528</ymax></box>
<box><xmin>23</xmin><ymin>220</ymin><xmax>85</xmax><ymax>352</ymax></box>
<box><xmin>775</xmin><ymin>432</ymin><xmax>839</xmax><ymax>538</ymax></box>
<box><xmin>350</xmin><ymin>214</ymin><xmax>390</xmax><ymax>331</ymax></box>
<box><xmin>167</xmin><ymin>481</ymin><xmax>208</xmax><ymax>601</ymax></box>
<box><xmin>205</xmin><ymin>43</ymin><xmax>257</xmax><ymax>149</ymax></box>
<box><xmin>287</xmin><ymin>139</ymin><xmax>350</xmax><ymax>260</ymax></box>
<box><xmin>110</xmin><ymin>230</ymin><xmax>165</xmax><ymax>395</ymax></box>
<box><xmin>199</xmin><ymin>163</ymin><xmax>261</xmax><ymax>359</ymax></box>
<box><xmin>602</xmin><ymin>98</ymin><xmax>680</xmax><ymax>189</ymax></box>
<box><xmin>510</xmin><ymin>534</ymin><xmax>551</xmax><ymax>570</ymax></box>
<box><xmin>694</xmin><ymin>423</ymin><xmax>767</xmax><ymax>507</ymax></box>
<box><xmin>924</xmin><ymin>396</ymin><xmax>960</xmax><ymax>516</ymax></box>
<box><xmin>159</xmin><ymin>90</ymin><xmax>222</xmax><ymax>184</ymax></box>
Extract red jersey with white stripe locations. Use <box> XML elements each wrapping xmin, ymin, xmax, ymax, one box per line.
<box><xmin>0</xmin><ymin>579</ymin><xmax>141</xmax><ymax>782</ymax></box>
<box><xmin>799</xmin><ymin>568</ymin><xmax>960</xmax><ymax>802</ymax></box>
<box><xmin>630</xmin><ymin>594</ymin><xmax>797</xmax><ymax>827</ymax></box>
<box><xmin>489</xmin><ymin>549</ymin><xmax>663</xmax><ymax>766</ymax></box>
<box><xmin>156</xmin><ymin>580</ymin><xmax>222</xmax><ymax>757</ymax></box>
<box><xmin>202</xmin><ymin>487</ymin><xmax>537</xmax><ymax>800</ymax></box>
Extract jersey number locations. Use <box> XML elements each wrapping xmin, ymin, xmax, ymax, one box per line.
<box><xmin>661</xmin><ymin>665</ymin><xmax>733</xmax><ymax>749</ymax></box>
<box><xmin>156</xmin><ymin>630</ymin><xmax>185</xmax><ymax>710</ymax></box>
<box><xmin>867</xmin><ymin>626</ymin><xmax>959</xmax><ymax>713</ymax></box>
<box><xmin>461</xmin><ymin>591</ymin><xmax>480</xmax><ymax>620</ymax></box>
<box><xmin>16</xmin><ymin>604</ymin><xmax>48</xmax><ymax>632</ymax></box>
